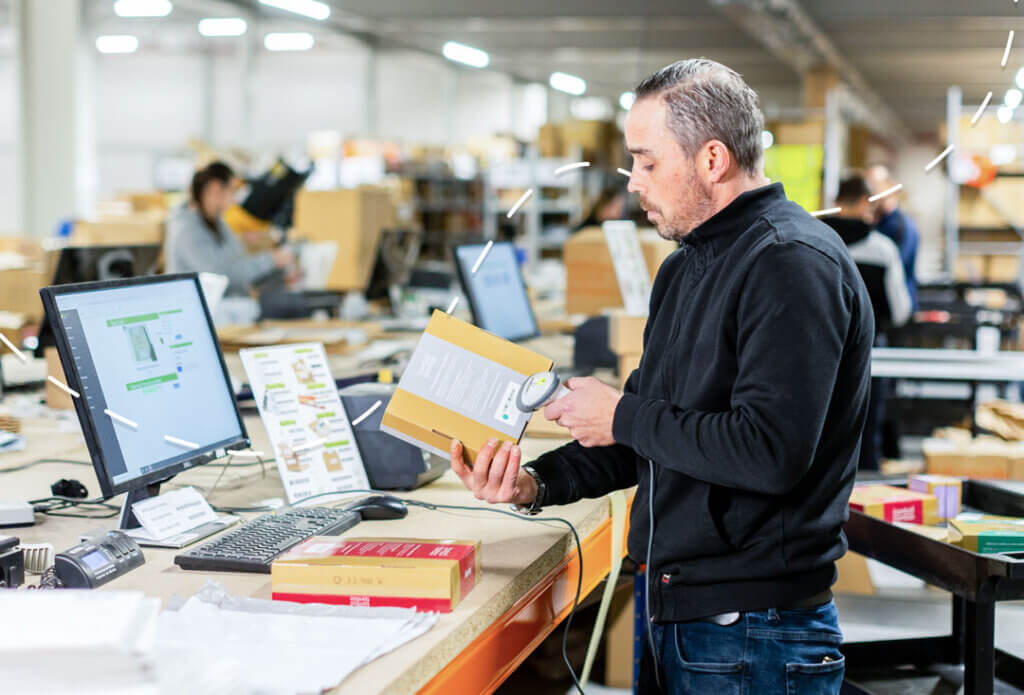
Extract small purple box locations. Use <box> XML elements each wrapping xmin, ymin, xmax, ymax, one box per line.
<box><xmin>909</xmin><ymin>475</ymin><xmax>962</xmax><ymax>520</ymax></box>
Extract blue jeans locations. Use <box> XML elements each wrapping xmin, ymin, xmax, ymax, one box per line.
<box><xmin>645</xmin><ymin>601</ymin><xmax>845</xmax><ymax>695</ymax></box>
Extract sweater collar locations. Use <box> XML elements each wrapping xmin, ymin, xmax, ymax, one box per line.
<box><xmin>683</xmin><ymin>182</ymin><xmax>786</xmax><ymax>247</ymax></box>
<box><xmin>821</xmin><ymin>215</ymin><xmax>871</xmax><ymax>246</ymax></box>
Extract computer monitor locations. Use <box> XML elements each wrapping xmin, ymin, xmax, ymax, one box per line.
<box><xmin>52</xmin><ymin>244</ymin><xmax>161</xmax><ymax>286</ymax></box>
<box><xmin>453</xmin><ymin>242</ymin><xmax>540</xmax><ymax>342</ymax></box>
<box><xmin>39</xmin><ymin>274</ymin><xmax>249</xmax><ymax>529</ymax></box>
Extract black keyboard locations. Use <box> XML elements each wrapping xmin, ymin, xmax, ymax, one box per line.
<box><xmin>174</xmin><ymin>507</ymin><xmax>360</xmax><ymax>573</ymax></box>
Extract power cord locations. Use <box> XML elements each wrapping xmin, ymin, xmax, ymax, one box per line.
<box><xmin>28</xmin><ymin>495</ymin><xmax>120</xmax><ymax>520</ymax></box>
<box><xmin>646</xmin><ymin>459</ymin><xmax>662</xmax><ymax>692</ymax></box>
<box><xmin>0</xmin><ymin>458</ymin><xmax>93</xmax><ymax>475</ymax></box>
<box><xmin>290</xmin><ymin>489</ymin><xmax>587</xmax><ymax>695</ymax></box>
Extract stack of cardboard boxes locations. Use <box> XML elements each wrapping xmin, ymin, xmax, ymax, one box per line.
<box><xmin>291</xmin><ymin>186</ymin><xmax>397</xmax><ymax>292</ymax></box>
<box><xmin>563</xmin><ymin>228</ymin><xmax>677</xmax><ymax>316</ymax></box>
<box><xmin>922</xmin><ymin>431</ymin><xmax>1024</xmax><ymax>479</ymax></box>
<box><xmin>537</xmin><ymin>120</ymin><xmax>624</xmax><ymax>167</ymax></box>
<box><xmin>608</xmin><ymin>311</ymin><xmax>646</xmax><ymax>390</ymax></box>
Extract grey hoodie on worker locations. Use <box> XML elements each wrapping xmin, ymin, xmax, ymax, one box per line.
<box><xmin>164</xmin><ymin>204</ymin><xmax>276</xmax><ymax>297</ymax></box>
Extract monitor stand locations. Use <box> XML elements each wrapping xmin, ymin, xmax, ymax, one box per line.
<box><xmin>118</xmin><ymin>481</ymin><xmax>163</xmax><ymax>530</ymax></box>
<box><xmin>103</xmin><ymin>479</ymin><xmax>239</xmax><ymax>549</ymax></box>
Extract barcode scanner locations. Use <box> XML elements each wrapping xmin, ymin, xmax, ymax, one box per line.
<box><xmin>517</xmin><ymin>371</ymin><xmax>572</xmax><ymax>412</ymax></box>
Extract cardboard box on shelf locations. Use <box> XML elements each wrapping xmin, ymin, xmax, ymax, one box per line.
<box><xmin>117</xmin><ymin>191</ymin><xmax>168</xmax><ymax>213</ymax></box>
<box><xmin>381</xmin><ymin>310</ymin><xmax>552</xmax><ymax>467</ymax></box>
<box><xmin>44</xmin><ymin>347</ymin><xmax>75</xmax><ymax>410</ymax></box>
<box><xmin>604</xmin><ymin>589</ymin><xmax>636</xmax><ymax>688</ymax></box>
<box><xmin>908</xmin><ymin>475</ymin><xmax>963</xmax><ymax>520</ymax></box>
<box><xmin>537</xmin><ymin>123</ymin><xmax>565</xmax><ymax>158</ymax></box>
<box><xmin>0</xmin><ymin>237</ymin><xmax>44</xmax><ymax>264</ymax></box>
<box><xmin>769</xmin><ymin>119</ymin><xmax>826</xmax><ymax>146</ymax></box>
<box><xmin>561</xmin><ymin>120</ymin><xmax>620</xmax><ymax>161</ymax></box>
<box><xmin>565</xmin><ymin>228</ymin><xmax>677</xmax><ymax>315</ymax></box>
<box><xmin>71</xmin><ymin>213</ymin><xmax>165</xmax><ymax>246</ymax></box>
<box><xmin>833</xmin><ymin>552</ymin><xmax>876</xmax><ymax>596</ymax></box>
<box><xmin>0</xmin><ymin>268</ymin><xmax>48</xmax><ymax>321</ymax></box>
<box><xmin>0</xmin><ymin>312</ymin><xmax>28</xmax><ymax>353</ymax></box>
<box><xmin>950</xmin><ymin>515</ymin><xmax>1024</xmax><ymax>554</ymax></box>
<box><xmin>922</xmin><ymin>436</ymin><xmax>1024</xmax><ymax>479</ymax></box>
<box><xmin>954</xmin><ymin>255</ymin><xmax>986</xmax><ymax>283</ymax></box>
<box><xmin>988</xmin><ymin>255</ymin><xmax>1020</xmax><ymax>283</ymax></box>
<box><xmin>848</xmin><ymin>484</ymin><xmax>939</xmax><ymax>525</ymax></box>
<box><xmin>618</xmin><ymin>353</ymin><xmax>642</xmax><ymax>391</ymax></box>
<box><xmin>607</xmin><ymin>311</ymin><xmax>647</xmax><ymax>356</ymax></box>
<box><xmin>292</xmin><ymin>187</ymin><xmax>397</xmax><ymax>292</ymax></box>
<box><xmin>272</xmin><ymin>537</ymin><xmax>480</xmax><ymax>612</ymax></box>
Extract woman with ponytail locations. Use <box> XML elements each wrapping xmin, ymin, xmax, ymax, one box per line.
<box><xmin>166</xmin><ymin>161</ymin><xmax>294</xmax><ymax>296</ymax></box>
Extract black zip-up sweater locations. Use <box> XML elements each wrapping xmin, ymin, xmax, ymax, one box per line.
<box><xmin>531</xmin><ymin>183</ymin><xmax>874</xmax><ymax>622</ymax></box>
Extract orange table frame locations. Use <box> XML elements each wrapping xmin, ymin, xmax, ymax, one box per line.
<box><xmin>419</xmin><ymin>499</ymin><xmax>632</xmax><ymax>695</ymax></box>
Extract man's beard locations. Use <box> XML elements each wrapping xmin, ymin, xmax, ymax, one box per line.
<box><xmin>651</xmin><ymin>172</ymin><xmax>715</xmax><ymax>242</ymax></box>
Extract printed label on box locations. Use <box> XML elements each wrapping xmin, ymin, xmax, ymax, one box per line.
<box><xmin>399</xmin><ymin>333</ymin><xmax>529</xmax><ymax>437</ymax></box>
<box><xmin>494</xmin><ymin>382</ymin><xmax>522</xmax><ymax>424</ymax></box>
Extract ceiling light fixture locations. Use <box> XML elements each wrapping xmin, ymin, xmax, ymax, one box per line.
<box><xmin>264</xmin><ymin>32</ymin><xmax>315</xmax><ymax>51</ymax></box>
<box><xmin>113</xmin><ymin>0</ymin><xmax>172</xmax><ymax>17</ymax></box>
<box><xmin>198</xmin><ymin>18</ymin><xmax>248</xmax><ymax>37</ymax></box>
<box><xmin>259</xmin><ymin>0</ymin><xmax>330</xmax><ymax>21</ymax></box>
<box><xmin>549</xmin><ymin>72</ymin><xmax>586</xmax><ymax>96</ymax></box>
<box><xmin>997</xmin><ymin>105</ymin><xmax>1014</xmax><ymax>124</ymax></box>
<box><xmin>619</xmin><ymin>91</ymin><xmax>635</xmax><ymax>110</ymax></box>
<box><xmin>96</xmin><ymin>35</ymin><xmax>140</xmax><ymax>54</ymax></box>
<box><xmin>442</xmin><ymin>41</ymin><xmax>489</xmax><ymax>68</ymax></box>
<box><xmin>1005</xmin><ymin>88</ymin><xmax>1023</xmax><ymax>109</ymax></box>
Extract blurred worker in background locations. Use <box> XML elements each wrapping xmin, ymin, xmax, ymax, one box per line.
<box><xmin>866</xmin><ymin>164</ymin><xmax>919</xmax><ymax>311</ymax></box>
<box><xmin>166</xmin><ymin>161</ymin><xmax>296</xmax><ymax>297</ymax></box>
<box><xmin>574</xmin><ymin>188</ymin><xmax>628</xmax><ymax>231</ymax></box>
<box><xmin>822</xmin><ymin>175</ymin><xmax>911</xmax><ymax>470</ymax></box>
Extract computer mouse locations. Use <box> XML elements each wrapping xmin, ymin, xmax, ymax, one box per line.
<box><xmin>346</xmin><ymin>495</ymin><xmax>409</xmax><ymax>521</ymax></box>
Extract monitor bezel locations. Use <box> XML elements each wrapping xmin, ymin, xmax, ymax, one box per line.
<box><xmin>39</xmin><ymin>273</ymin><xmax>251</xmax><ymax>499</ymax></box>
<box><xmin>453</xmin><ymin>241</ymin><xmax>540</xmax><ymax>342</ymax></box>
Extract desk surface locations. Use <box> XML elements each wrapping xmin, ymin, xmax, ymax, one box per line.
<box><xmin>0</xmin><ymin>332</ymin><xmax>615</xmax><ymax>695</ymax></box>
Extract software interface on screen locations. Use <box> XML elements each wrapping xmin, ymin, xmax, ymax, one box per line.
<box><xmin>54</xmin><ymin>278</ymin><xmax>243</xmax><ymax>487</ymax></box>
<box><xmin>456</xmin><ymin>243</ymin><xmax>537</xmax><ymax>341</ymax></box>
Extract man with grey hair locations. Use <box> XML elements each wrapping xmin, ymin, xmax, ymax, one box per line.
<box><xmin>449</xmin><ymin>58</ymin><xmax>872</xmax><ymax>694</ymax></box>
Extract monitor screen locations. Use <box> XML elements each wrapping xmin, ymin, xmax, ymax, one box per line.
<box><xmin>43</xmin><ymin>275</ymin><xmax>246</xmax><ymax>496</ymax></box>
<box><xmin>454</xmin><ymin>242</ymin><xmax>539</xmax><ymax>342</ymax></box>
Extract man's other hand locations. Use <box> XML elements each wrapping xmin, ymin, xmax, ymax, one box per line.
<box><xmin>450</xmin><ymin>438</ymin><xmax>537</xmax><ymax>506</ymax></box>
<box><xmin>542</xmin><ymin>376</ymin><xmax>622</xmax><ymax>447</ymax></box>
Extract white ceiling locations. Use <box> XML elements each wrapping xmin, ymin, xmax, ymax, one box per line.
<box><xmin>77</xmin><ymin>0</ymin><xmax>1024</xmax><ymax>136</ymax></box>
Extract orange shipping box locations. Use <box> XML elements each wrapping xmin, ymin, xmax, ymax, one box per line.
<box><xmin>271</xmin><ymin>537</ymin><xmax>480</xmax><ymax>612</ymax></box>
<box><xmin>381</xmin><ymin>310</ymin><xmax>552</xmax><ymax>466</ymax></box>
<box><xmin>848</xmin><ymin>484</ymin><xmax>939</xmax><ymax>525</ymax></box>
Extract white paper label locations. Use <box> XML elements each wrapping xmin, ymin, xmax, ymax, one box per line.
<box><xmin>603</xmin><ymin>221</ymin><xmax>652</xmax><ymax>317</ymax></box>
<box><xmin>132</xmin><ymin>487</ymin><xmax>218</xmax><ymax>541</ymax></box>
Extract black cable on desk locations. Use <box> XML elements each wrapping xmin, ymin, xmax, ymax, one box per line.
<box><xmin>29</xmin><ymin>495</ymin><xmax>120</xmax><ymax>519</ymax></box>
<box><xmin>0</xmin><ymin>458</ymin><xmax>93</xmax><ymax>474</ymax></box>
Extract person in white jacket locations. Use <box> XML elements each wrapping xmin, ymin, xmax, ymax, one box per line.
<box><xmin>822</xmin><ymin>174</ymin><xmax>912</xmax><ymax>470</ymax></box>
